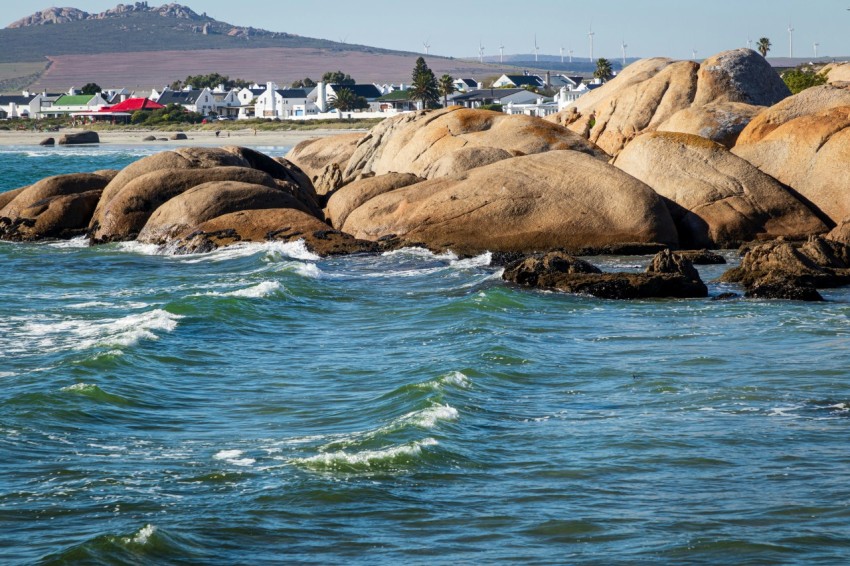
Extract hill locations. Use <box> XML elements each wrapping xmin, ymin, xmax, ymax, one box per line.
<box><xmin>0</xmin><ymin>2</ymin><xmax>518</xmax><ymax>91</ymax></box>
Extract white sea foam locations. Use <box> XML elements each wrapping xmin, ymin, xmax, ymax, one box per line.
<box><xmin>62</xmin><ymin>382</ymin><xmax>97</xmax><ymax>393</ymax></box>
<box><xmin>47</xmin><ymin>236</ymin><xmax>89</xmax><ymax>249</ymax></box>
<box><xmin>213</xmin><ymin>449</ymin><xmax>255</xmax><ymax>466</ymax></box>
<box><xmin>292</xmin><ymin>262</ymin><xmax>322</xmax><ymax>278</ymax></box>
<box><xmin>297</xmin><ymin>438</ymin><xmax>438</xmax><ymax>468</ymax></box>
<box><xmin>204</xmin><ymin>281</ymin><xmax>282</xmax><ymax>298</ymax></box>
<box><xmin>23</xmin><ymin>309</ymin><xmax>181</xmax><ymax>352</ymax></box>
<box><xmin>450</xmin><ymin>252</ymin><xmax>492</xmax><ymax>269</ymax></box>
<box><xmin>403</xmin><ymin>404</ymin><xmax>459</xmax><ymax>428</ymax></box>
<box><xmin>124</xmin><ymin>524</ymin><xmax>157</xmax><ymax>545</ymax></box>
<box><xmin>382</xmin><ymin>247</ymin><xmax>457</xmax><ymax>261</ymax></box>
<box><xmin>115</xmin><ymin>241</ymin><xmax>163</xmax><ymax>256</ymax></box>
<box><xmin>417</xmin><ymin>371</ymin><xmax>471</xmax><ymax>391</ymax></box>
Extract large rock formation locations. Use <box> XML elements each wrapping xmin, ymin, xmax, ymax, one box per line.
<box><xmin>657</xmin><ymin>102</ymin><xmax>763</xmax><ymax>147</ymax></box>
<box><xmin>734</xmin><ymin>85</ymin><xmax>850</xmax><ymax>145</ymax></box>
<box><xmin>89</xmin><ymin>167</ymin><xmax>280</xmax><ymax>243</ymax></box>
<box><xmin>285</xmin><ymin>132</ymin><xmax>364</xmax><ymax>198</ymax></box>
<box><xmin>341</xmin><ymin>150</ymin><xmax>678</xmax><ymax>255</ymax></box>
<box><xmin>137</xmin><ymin>181</ymin><xmax>314</xmax><ymax>245</ymax></box>
<box><xmin>344</xmin><ymin>107</ymin><xmax>608</xmax><ymax>181</ymax></box>
<box><xmin>732</xmin><ymin>105</ymin><xmax>850</xmax><ymax>224</ymax></box>
<box><xmin>547</xmin><ymin>49</ymin><xmax>789</xmax><ymax>156</ymax></box>
<box><xmin>613</xmin><ymin>132</ymin><xmax>827</xmax><ymax>247</ymax></box>
<box><xmin>326</xmin><ymin>172</ymin><xmax>423</xmax><ymax>229</ymax></box>
<box><xmin>0</xmin><ymin>173</ymin><xmax>110</xmax><ymax>241</ymax></box>
<box><xmin>170</xmin><ymin>208</ymin><xmax>382</xmax><ymax>257</ymax></box>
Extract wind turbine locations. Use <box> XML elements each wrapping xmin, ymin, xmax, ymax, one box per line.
<box><xmin>568</xmin><ymin>48</ymin><xmax>573</xmax><ymax>63</ymax></box>
<box><xmin>814</xmin><ymin>42</ymin><xmax>820</xmax><ymax>58</ymax></box>
<box><xmin>747</xmin><ymin>36</ymin><xmax>752</xmax><ymax>50</ymax></box>
<box><xmin>788</xmin><ymin>22</ymin><xmax>794</xmax><ymax>57</ymax></box>
<box><xmin>499</xmin><ymin>44</ymin><xmax>505</xmax><ymax>64</ymax></box>
<box><xmin>692</xmin><ymin>48</ymin><xmax>698</xmax><ymax>61</ymax></box>
<box><xmin>423</xmin><ymin>40</ymin><xmax>430</xmax><ymax>55</ymax></box>
<box><xmin>478</xmin><ymin>42</ymin><xmax>485</xmax><ymax>64</ymax></box>
<box><xmin>621</xmin><ymin>40</ymin><xmax>628</xmax><ymax>66</ymax></box>
<box><xmin>588</xmin><ymin>25</ymin><xmax>595</xmax><ymax>62</ymax></box>
<box><xmin>560</xmin><ymin>46</ymin><xmax>564</xmax><ymax>63</ymax></box>
<box><xmin>534</xmin><ymin>34</ymin><xmax>540</xmax><ymax>62</ymax></box>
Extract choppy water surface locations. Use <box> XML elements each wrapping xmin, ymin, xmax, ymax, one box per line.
<box><xmin>2</xmin><ymin>147</ymin><xmax>850</xmax><ymax>564</ymax></box>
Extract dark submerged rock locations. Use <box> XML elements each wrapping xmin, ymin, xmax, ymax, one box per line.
<box><xmin>58</xmin><ymin>131</ymin><xmax>99</xmax><ymax>145</ymax></box>
<box><xmin>39</xmin><ymin>137</ymin><xmax>55</xmax><ymax>146</ymax></box>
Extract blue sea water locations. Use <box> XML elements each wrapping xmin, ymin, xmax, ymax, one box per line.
<box><xmin>2</xmin><ymin>145</ymin><xmax>850</xmax><ymax>564</ymax></box>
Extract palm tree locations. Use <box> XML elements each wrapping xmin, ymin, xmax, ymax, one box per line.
<box><xmin>757</xmin><ymin>37</ymin><xmax>771</xmax><ymax>57</ymax></box>
<box><xmin>438</xmin><ymin>74</ymin><xmax>456</xmax><ymax>107</ymax></box>
<box><xmin>593</xmin><ymin>58</ymin><xmax>613</xmax><ymax>82</ymax></box>
<box><xmin>329</xmin><ymin>87</ymin><xmax>357</xmax><ymax>112</ymax></box>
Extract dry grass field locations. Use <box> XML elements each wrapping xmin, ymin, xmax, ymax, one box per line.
<box><xmin>0</xmin><ymin>61</ymin><xmax>49</xmax><ymax>93</ymax></box>
<box><xmin>28</xmin><ymin>48</ymin><xmax>511</xmax><ymax>92</ymax></box>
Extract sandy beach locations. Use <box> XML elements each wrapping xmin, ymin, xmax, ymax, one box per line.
<box><xmin>0</xmin><ymin>128</ymin><xmax>357</xmax><ymax>148</ymax></box>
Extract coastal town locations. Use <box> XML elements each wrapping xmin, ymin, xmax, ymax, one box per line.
<box><xmin>0</xmin><ymin>71</ymin><xmax>603</xmax><ymax>123</ymax></box>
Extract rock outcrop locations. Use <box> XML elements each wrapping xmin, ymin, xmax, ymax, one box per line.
<box><xmin>547</xmin><ymin>49</ymin><xmax>789</xmax><ymax>156</ymax></box>
<box><xmin>39</xmin><ymin>137</ymin><xmax>55</xmax><ymax>146</ymax></box>
<box><xmin>326</xmin><ymin>172</ymin><xmax>424</xmax><ymax>229</ymax></box>
<box><xmin>344</xmin><ymin>107</ymin><xmax>608</xmax><ymax>181</ymax></box>
<box><xmin>732</xmin><ymin>105</ymin><xmax>850</xmax><ymax>224</ymax></box>
<box><xmin>170</xmin><ymin>208</ymin><xmax>382</xmax><ymax>256</ymax></box>
<box><xmin>285</xmin><ymin>132</ymin><xmax>364</xmax><ymax>191</ymax></box>
<box><xmin>502</xmin><ymin>250</ymin><xmax>708</xmax><ymax>299</ymax></box>
<box><xmin>657</xmin><ymin>101</ymin><xmax>763</xmax><ymax>147</ymax></box>
<box><xmin>89</xmin><ymin>166</ymin><xmax>280</xmax><ymax>243</ymax></box>
<box><xmin>341</xmin><ymin>150</ymin><xmax>678</xmax><ymax>255</ymax></box>
<box><xmin>137</xmin><ymin>181</ymin><xmax>314</xmax><ymax>245</ymax></box>
<box><xmin>721</xmin><ymin>237</ymin><xmax>850</xmax><ymax>300</ymax></box>
<box><xmin>58</xmin><ymin>131</ymin><xmax>100</xmax><ymax>145</ymax></box>
<box><xmin>613</xmin><ymin>132</ymin><xmax>827</xmax><ymax>247</ymax></box>
<box><xmin>734</xmin><ymin>85</ymin><xmax>850</xmax><ymax>145</ymax></box>
<box><xmin>0</xmin><ymin>173</ymin><xmax>110</xmax><ymax>241</ymax></box>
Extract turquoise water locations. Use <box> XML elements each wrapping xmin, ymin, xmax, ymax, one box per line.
<box><xmin>2</xmin><ymin>147</ymin><xmax>850</xmax><ymax>564</ymax></box>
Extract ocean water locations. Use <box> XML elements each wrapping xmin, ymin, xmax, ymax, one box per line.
<box><xmin>2</xmin><ymin>146</ymin><xmax>850</xmax><ymax>564</ymax></box>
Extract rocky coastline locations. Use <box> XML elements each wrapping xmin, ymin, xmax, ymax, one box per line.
<box><xmin>4</xmin><ymin>48</ymin><xmax>850</xmax><ymax>301</ymax></box>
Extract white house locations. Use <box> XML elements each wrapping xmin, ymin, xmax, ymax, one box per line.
<box><xmin>254</xmin><ymin>82</ymin><xmax>313</xmax><ymax>119</ymax></box>
<box><xmin>447</xmin><ymin>88</ymin><xmax>541</xmax><ymax>109</ymax></box>
<box><xmin>0</xmin><ymin>92</ymin><xmax>44</xmax><ymax>119</ymax></box>
<box><xmin>46</xmin><ymin>92</ymin><xmax>109</xmax><ymax>117</ymax></box>
<box><xmin>491</xmin><ymin>74</ymin><xmax>547</xmax><ymax>89</ymax></box>
<box><xmin>453</xmin><ymin>78</ymin><xmax>480</xmax><ymax>92</ymax></box>
<box><xmin>155</xmin><ymin>87</ymin><xmax>216</xmax><ymax>116</ymax></box>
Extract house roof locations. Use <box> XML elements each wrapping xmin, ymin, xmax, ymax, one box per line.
<box><xmin>0</xmin><ymin>95</ymin><xmax>36</xmax><ymax>105</ymax></box>
<box><xmin>457</xmin><ymin>78</ymin><xmax>478</xmax><ymax>87</ymax></box>
<box><xmin>102</xmin><ymin>98</ymin><xmax>165</xmax><ymax>112</ymax></box>
<box><xmin>450</xmin><ymin>88</ymin><xmax>532</xmax><ymax>102</ymax></box>
<box><xmin>376</xmin><ymin>90</ymin><xmax>412</xmax><ymax>101</ymax></box>
<box><xmin>501</xmin><ymin>75</ymin><xmax>545</xmax><ymax>87</ymax></box>
<box><xmin>54</xmin><ymin>94</ymin><xmax>96</xmax><ymax>106</ymax></box>
<box><xmin>274</xmin><ymin>88</ymin><xmax>308</xmax><ymax>98</ymax></box>
<box><xmin>157</xmin><ymin>90</ymin><xmax>204</xmax><ymax>105</ymax></box>
<box><xmin>330</xmin><ymin>84</ymin><xmax>383</xmax><ymax>99</ymax></box>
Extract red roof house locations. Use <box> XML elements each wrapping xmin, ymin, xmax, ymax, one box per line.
<box><xmin>100</xmin><ymin>98</ymin><xmax>165</xmax><ymax>112</ymax></box>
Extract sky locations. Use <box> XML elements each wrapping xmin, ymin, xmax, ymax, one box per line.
<box><xmin>6</xmin><ymin>0</ymin><xmax>850</xmax><ymax>61</ymax></box>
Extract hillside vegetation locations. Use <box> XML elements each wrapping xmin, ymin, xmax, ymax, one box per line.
<box><xmin>0</xmin><ymin>3</ymin><xmax>398</xmax><ymax>65</ymax></box>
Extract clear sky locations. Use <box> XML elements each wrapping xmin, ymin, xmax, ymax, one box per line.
<box><xmin>6</xmin><ymin>0</ymin><xmax>850</xmax><ymax>60</ymax></box>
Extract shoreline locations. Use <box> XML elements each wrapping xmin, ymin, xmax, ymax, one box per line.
<box><xmin>0</xmin><ymin>128</ymin><xmax>359</xmax><ymax>148</ymax></box>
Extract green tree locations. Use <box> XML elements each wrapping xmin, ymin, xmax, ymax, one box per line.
<box><xmin>438</xmin><ymin>74</ymin><xmax>456</xmax><ymax>107</ymax></box>
<box><xmin>292</xmin><ymin>78</ymin><xmax>316</xmax><ymax>88</ymax></box>
<box><xmin>171</xmin><ymin>73</ymin><xmax>250</xmax><ymax>90</ymax></box>
<box><xmin>757</xmin><ymin>37</ymin><xmax>771</xmax><ymax>57</ymax></box>
<box><xmin>322</xmin><ymin>71</ymin><xmax>355</xmax><ymax>85</ymax></box>
<box><xmin>329</xmin><ymin>87</ymin><xmax>367</xmax><ymax>112</ymax></box>
<box><xmin>80</xmin><ymin>83</ymin><xmax>101</xmax><ymax>95</ymax></box>
<box><xmin>593</xmin><ymin>58</ymin><xmax>613</xmax><ymax>82</ymax></box>
<box><xmin>782</xmin><ymin>66</ymin><xmax>828</xmax><ymax>94</ymax></box>
<box><xmin>409</xmin><ymin>57</ymin><xmax>439</xmax><ymax>110</ymax></box>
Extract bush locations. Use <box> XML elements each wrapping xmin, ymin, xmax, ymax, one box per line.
<box><xmin>479</xmin><ymin>104</ymin><xmax>503</xmax><ymax>112</ymax></box>
<box><xmin>782</xmin><ymin>66</ymin><xmax>828</xmax><ymax>94</ymax></box>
